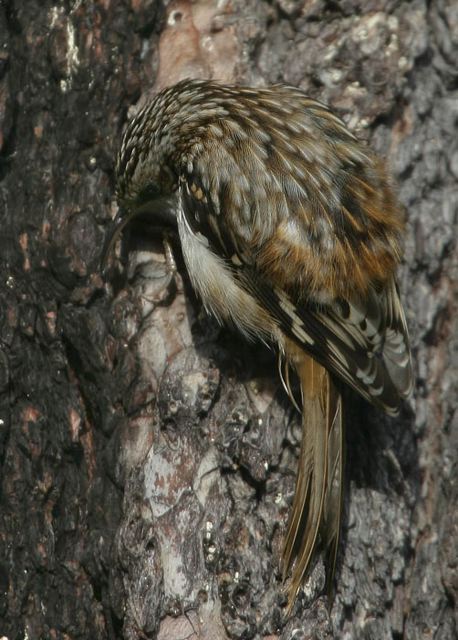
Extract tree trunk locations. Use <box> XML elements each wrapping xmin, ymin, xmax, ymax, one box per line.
<box><xmin>0</xmin><ymin>1</ymin><xmax>456</xmax><ymax>638</ymax></box>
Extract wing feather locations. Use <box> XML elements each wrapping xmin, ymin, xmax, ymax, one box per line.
<box><xmin>179</xmin><ymin>129</ymin><xmax>412</xmax><ymax>415</ymax></box>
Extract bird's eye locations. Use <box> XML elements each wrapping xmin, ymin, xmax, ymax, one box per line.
<box><xmin>137</xmin><ymin>183</ymin><xmax>161</xmax><ymax>203</ymax></box>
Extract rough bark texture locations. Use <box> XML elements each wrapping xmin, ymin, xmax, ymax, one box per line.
<box><xmin>0</xmin><ymin>1</ymin><xmax>456</xmax><ymax>639</ymax></box>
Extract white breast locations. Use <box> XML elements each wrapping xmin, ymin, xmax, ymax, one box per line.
<box><xmin>177</xmin><ymin>200</ymin><xmax>280</xmax><ymax>344</ymax></box>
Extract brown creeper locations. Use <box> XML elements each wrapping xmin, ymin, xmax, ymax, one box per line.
<box><xmin>105</xmin><ymin>79</ymin><xmax>413</xmax><ymax>608</ymax></box>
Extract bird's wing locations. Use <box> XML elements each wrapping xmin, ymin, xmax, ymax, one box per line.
<box><xmin>179</xmin><ymin>164</ymin><xmax>412</xmax><ymax>415</ymax></box>
<box><xmin>246</xmin><ymin>271</ymin><xmax>412</xmax><ymax>414</ymax></box>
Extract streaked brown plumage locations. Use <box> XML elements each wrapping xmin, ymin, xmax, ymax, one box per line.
<box><xmin>106</xmin><ymin>79</ymin><xmax>413</xmax><ymax>608</ymax></box>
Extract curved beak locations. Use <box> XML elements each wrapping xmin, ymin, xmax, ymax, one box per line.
<box><xmin>100</xmin><ymin>207</ymin><xmax>136</xmax><ymax>275</ymax></box>
<box><xmin>101</xmin><ymin>195</ymin><xmax>178</xmax><ymax>275</ymax></box>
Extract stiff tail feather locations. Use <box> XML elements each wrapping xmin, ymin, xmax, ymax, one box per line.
<box><xmin>281</xmin><ymin>352</ymin><xmax>344</xmax><ymax>610</ymax></box>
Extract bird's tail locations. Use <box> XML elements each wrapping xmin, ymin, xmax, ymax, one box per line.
<box><xmin>281</xmin><ymin>351</ymin><xmax>344</xmax><ymax>610</ymax></box>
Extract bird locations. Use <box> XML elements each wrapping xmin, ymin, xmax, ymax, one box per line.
<box><xmin>104</xmin><ymin>78</ymin><xmax>413</xmax><ymax>609</ymax></box>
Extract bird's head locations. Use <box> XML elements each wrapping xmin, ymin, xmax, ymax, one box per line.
<box><xmin>101</xmin><ymin>97</ymin><xmax>180</xmax><ymax>273</ymax></box>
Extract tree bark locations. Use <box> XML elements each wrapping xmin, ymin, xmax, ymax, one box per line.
<box><xmin>0</xmin><ymin>1</ymin><xmax>456</xmax><ymax>639</ymax></box>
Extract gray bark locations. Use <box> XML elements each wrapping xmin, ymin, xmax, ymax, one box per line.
<box><xmin>0</xmin><ymin>1</ymin><xmax>456</xmax><ymax>638</ymax></box>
